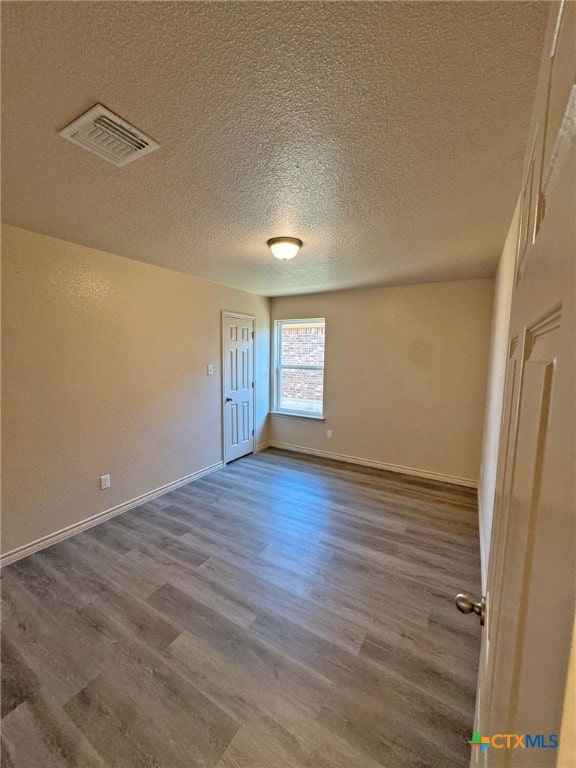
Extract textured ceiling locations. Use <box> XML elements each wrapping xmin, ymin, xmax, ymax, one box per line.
<box><xmin>1</xmin><ymin>1</ymin><xmax>549</xmax><ymax>296</ymax></box>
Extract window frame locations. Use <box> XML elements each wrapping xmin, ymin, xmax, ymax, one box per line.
<box><xmin>272</xmin><ymin>318</ymin><xmax>326</xmax><ymax>419</ymax></box>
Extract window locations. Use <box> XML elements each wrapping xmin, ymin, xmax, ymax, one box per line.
<box><xmin>273</xmin><ymin>318</ymin><xmax>325</xmax><ymax>417</ymax></box>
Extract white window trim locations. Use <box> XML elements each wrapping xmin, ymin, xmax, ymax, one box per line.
<box><xmin>272</xmin><ymin>318</ymin><xmax>325</xmax><ymax>419</ymax></box>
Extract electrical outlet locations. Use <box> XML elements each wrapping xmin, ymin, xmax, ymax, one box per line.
<box><xmin>207</xmin><ymin>365</ymin><xmax>214</xmax><ymax>375</ymax></box>
<box><xmin>326</xmin><ymin>429</ymin><xmax>333</xmax><ymax>439</ymax></box>
<box><xmin>100</xmin><ymin>474</ymin><xmax>111</xmax><ymax>490</ymax></box>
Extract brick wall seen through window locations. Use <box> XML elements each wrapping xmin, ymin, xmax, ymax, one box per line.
<box><xmin>275</xmin><ymin>320</ymin><xmax>325</xmax><ymax>415</ymax></box>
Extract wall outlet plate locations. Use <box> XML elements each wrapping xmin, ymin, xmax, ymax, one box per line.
<box><xmin>100</xmin><ymin>474</ymin><xmax>111</xmax><ymax>490</ymax></box>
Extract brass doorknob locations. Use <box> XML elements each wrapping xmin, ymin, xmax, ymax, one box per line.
<box><xmin>455</xmin><ymin>593</ymin><xmax>486</xmax><ymax>626</ymax></box>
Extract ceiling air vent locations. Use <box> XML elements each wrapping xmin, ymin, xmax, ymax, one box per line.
<box><xmin>58</xmin><ymin>104</ymin><xmax>159</xmax><ymax>167</ymax></box>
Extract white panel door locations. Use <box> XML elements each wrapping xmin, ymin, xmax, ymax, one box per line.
<box><xmin>472</xmin><ymin>3</ymin><xmax>575</xmax><ymax>765</ymax></box>
<box><xmin>222</xmin><ymin>313</ymin><xmax>255</xmax><ymax>463</ymax></box>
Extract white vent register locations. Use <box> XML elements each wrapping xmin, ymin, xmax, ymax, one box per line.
<box><xmin>58</xmin><ymin>104</ymin><xmax>159</xmax><ymax>166</ymax></box>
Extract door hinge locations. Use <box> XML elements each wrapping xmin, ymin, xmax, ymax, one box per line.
<box><xmin>251</xmin><ymin>331</ymin><xmax>255</xmax><ymax>338</ymax></box>
<box><xmin>251</xmin><ymin>429</ymin><xmax>254</xmax><ymax>436</ymax></box>
<box><xmin>252</xmin><ymin>381</ymin><xmax>254</xmax><ymax>388</ymax></box>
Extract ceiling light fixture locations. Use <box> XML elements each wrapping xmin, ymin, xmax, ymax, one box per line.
<box><xmin>267</xmin><ymin>236</ymin><xmax>303</xmax><ymax>261</ymax></box>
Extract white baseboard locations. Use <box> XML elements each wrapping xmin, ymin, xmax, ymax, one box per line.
<box><xmin>0</xmin><ymin>461</ymin><xmax>224</xmax><ymax>568</ymax></box>
<box><xmin>255</xmin><ymin>441</ymin><xmax>272</xmax><ymax>453</ymax></box>
<box><xmin>267</xmin><ymin>442</ymin><xmax>478</xmax><ymax>488</ymax></box>
<box><xmin>1</xmin><ymin>446</ymin><xmax>476</xmax><ymax>567</ymax></box>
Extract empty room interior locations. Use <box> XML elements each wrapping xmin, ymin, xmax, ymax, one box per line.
<box><xmin>1</xmin><ymin>2</ymin><xmax>575</xmax><ymax>767</ymax></box>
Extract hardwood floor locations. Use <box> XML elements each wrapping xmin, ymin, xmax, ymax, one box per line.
<box><xmin>1</xmin><ymin>449</ymin><xmax>482</xmax><ymax>768</ymax></box>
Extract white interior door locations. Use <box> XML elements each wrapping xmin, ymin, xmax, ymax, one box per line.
<box><xmin>472</xmin><ymin>3</ymin><xmax>575</xmax><ymax>765</ymax></box>
<box><xmin>222</xmin><ymin>312</ymin><xmax>255</xmax><ymax>463</ymax></box>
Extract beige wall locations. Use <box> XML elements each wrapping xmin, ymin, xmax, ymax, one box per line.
<box><xmin>477</xmin><ymin>203</ymin><xmax>518</xmax><ymax>588</ymax></box>
<box><xmin>270</xmin><ymin>279</ymin><xmax>494</xmax><ymax>485</ymax></box>
<box><xmin>559</xmin><ymin>619</ymin><xmax>576</xmax><ymax>766</ymax></box>
<box><xmin>1</xmin><ymin>225</ymin><xmax>270</xmax><ymax>558</ymax></box>
<box><xmin>1</xmin><ymin>227</ymin><xmax>494</xmax><ymax>559</ymax></box>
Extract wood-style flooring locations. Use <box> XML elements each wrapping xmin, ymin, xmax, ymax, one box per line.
<box><xmin>1</xmin><ymin>449</ymin><xmax>482</xmax><ymax>768</ymax></box>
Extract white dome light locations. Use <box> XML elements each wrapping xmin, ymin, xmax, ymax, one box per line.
<box><xmin>267</xmin><ymin>237</ymin><xmax>303</xmax><ymax>260</ymax></box>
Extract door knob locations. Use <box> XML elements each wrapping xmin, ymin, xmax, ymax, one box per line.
<box><xmin>455</xmin><ymin>593</ymin><xmax>486</xmax><ymax>626</ymax></box>
<box><xmin>225</xmin><ymin>397</ymin><xmax>233</xmax><ymax>402</ymax></box>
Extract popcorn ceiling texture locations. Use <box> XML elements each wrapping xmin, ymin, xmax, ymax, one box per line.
<box><xmin>1</xmin><ymin>1</ymin><xmax>549</xmax><ymax>296</ymax></box>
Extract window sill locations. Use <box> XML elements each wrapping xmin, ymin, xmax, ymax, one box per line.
<box><xmin>269</xmin><ymin>410</ymin><xmax>325</xmax><ymax>421</ymax></box>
